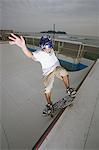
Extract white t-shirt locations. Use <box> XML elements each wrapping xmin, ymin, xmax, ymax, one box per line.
<box><xmin>32</xmin><ymin>48</ymin><xmax>60</xmax><ymax>76</ymax></box>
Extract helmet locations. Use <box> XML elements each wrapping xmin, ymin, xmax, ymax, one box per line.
<box><xmin>39</xmin><ymin>35</ymin><xmax>53</xmax><ymax>49</ymax></box>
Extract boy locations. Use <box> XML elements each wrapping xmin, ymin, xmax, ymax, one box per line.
<box><xmin>9</xmin><ymin>33</ymin><xmax>76</xmax><ymax>114</ymax></box>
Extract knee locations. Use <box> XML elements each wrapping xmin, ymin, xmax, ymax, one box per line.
<box><xmin>61</xmin><ymin>74</ymin><xmax>69</xmax><ymax>79</ymax></box>
<box><xmin>44</xmin><ymin>88</ymin><xmax>52</xmax><ymax>94</ymax></box>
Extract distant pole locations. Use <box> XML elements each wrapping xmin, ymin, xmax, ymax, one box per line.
<box><xmin>53</xmin><ymin>24</ymin><xmax>55</xmax><ymax>47</ymax></box>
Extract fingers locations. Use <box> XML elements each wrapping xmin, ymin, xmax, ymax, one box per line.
<box><xmin>8</xmin><ymin>33</ymin><xmax>21</xmax><ymax>43</ymax></box>
<box><xmin>9</xmin><ymin>41</ymin><xmax>15</xmax><ymax>45</ymax></box>
<box><xmin>8</xmin><ymin>36</ymin><xmax>16</xmax><ymax>41</ymax></box>
<box><xmin>9</xmin><ymin>33</ymin><xmax>20</xmax><ymax>41</ymax></box>
<box><xmin>20</xmin><ymin>36</ymin><xmax>24</xmax><ymax>42</ymax></box>
<box><xmin>10</xmin><ymin>33</ymin><xmax>18</xmax><ymax>39</ymax></box>
<box><xmin>8</xmin><ymin>33</ymin><xmax>24</xmax><ymax>46</ymax></box>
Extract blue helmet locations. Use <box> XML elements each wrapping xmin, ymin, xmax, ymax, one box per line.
<box><xmin>39</xmin><ymin>35</ymin><xmax>53</xmax><ymax>49</ymax></box>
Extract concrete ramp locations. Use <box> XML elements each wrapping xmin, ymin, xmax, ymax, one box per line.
<box><xmin>0</xmin><ymin>43</ymin><xmax>96</xmax><ymax>149</ymax></box>
<box><xmin>39</xmin><ymin>59</ymin><xmax>99</xmax><ymax>150</ymax></box>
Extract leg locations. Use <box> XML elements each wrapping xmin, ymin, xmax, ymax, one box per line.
<box><xmin>43</xmin><ymin>73</ymin><xmax>54</xmax><ymax>114</ymax></box>
<box><xmin>44</xmin><ymin>92</ymin><xmax>52</xmax><ymax>105</ymax></box>
<box><xmin>55</xmin><ymin>66</ymin><xmax>76</xmax><ymax>97</ymax></box>
<box><xmin>43</xmin><ymin>72</ymin><xmax>54</xmax><ymax>105</ymax></box>
<box><xmin>43</xmin><ymin>92</ymin><xmax>54</xmax><ymax>115</ymax></box>
<box><xmin>55</xmin><ymin>66</ymin><xmax>69</xmax><ymax>89</ymax></box>
<box><xmin>62</xmin><ymin>75</ymin><xmax>76</xmax><ymax>97</ymax></box>
<box><xmin>62</xmin><ymin>75</ymin><xmax>70</xmax><ymax>89</ymax></box>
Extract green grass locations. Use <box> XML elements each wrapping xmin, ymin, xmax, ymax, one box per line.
<box><xmin>84</xmin><ymin>52</ymin><xmax>99</xmax><ymax>60</ymax></box>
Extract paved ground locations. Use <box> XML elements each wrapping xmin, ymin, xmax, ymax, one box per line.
<box><xmin>39</xmin><ymin>60</ymin><xmax>99</xmax><ymax>150</ymax></box>
<box><xmin>0</xmin><ymin>43</ymin><xmax>94</xmax><ymax>149</ymax></box>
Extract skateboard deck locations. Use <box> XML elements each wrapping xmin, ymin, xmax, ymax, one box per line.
<box><xmin>43</xmin><ymin>95</ymin><xmax>74</xmax><ymax>117</ymax></box>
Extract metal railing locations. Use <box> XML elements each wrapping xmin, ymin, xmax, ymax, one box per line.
<box><xmin>24</xmin><ymin>36</ymin><xmax>99</xmax><ymax>62</ymax></box>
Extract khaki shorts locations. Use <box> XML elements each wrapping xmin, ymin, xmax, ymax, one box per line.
<box><xmin>43</xmin><ymin>66</ymin><xmax>68</xmax><ymax>93</ymax></box>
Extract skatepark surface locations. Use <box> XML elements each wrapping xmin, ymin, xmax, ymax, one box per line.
<box><xmin>0</xmin><ymin>43</ymin><xmax>97</xmax><ymax>149</ymax></box>
<box><xmin>39</xmin><ymin>59</ymin><xmax>99</xmax><ymax>150</ymax></box>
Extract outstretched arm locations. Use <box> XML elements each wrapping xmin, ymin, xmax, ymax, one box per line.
<box><xmin>9</xmin><ymin>33</ymin><xmax>36</xmax><ymax>60</ymax></box>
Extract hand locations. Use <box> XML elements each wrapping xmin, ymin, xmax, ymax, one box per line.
<box><xmin>8</xmin><ymin>33</ymin><xmax>26</xmax><ymax>48</ymax></box>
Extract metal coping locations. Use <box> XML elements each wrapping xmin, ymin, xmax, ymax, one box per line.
<box><xmin>32</xmin><ymin>60</ymin><xmax>96</xmax><ymax>150</ymax></box>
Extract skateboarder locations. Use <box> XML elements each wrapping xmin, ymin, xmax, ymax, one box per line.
<box><xmin>9</xmin><ymin>33</ymin><xmax>76</xmax><ymax>114</ymax></box>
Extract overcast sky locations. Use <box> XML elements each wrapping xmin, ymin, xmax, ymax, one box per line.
<box><xmin>0</xmin><ymin>0</ymin><xmax>99</xmax><ymax>36</ymax></box>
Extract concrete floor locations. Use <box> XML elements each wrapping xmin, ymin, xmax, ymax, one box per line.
<box><xmin>39</xmin><ymin>60</ymin><xmax>99</xmax><ymax>150</ymax></box>
<box><xmin>0</xmin><ymin>43</ymin><xmax>94</xmax><ymax>149</ymax></box>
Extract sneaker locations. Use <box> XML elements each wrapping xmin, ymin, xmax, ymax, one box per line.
<box><xmin>43</xmin><ymin>103</ymin><xmax>53</xmax><ymax>115</ymax></box>
<box><xmin>66</xmin><ymin>87</ymin><xmax>76</xmax><ymax>98</ymax></box>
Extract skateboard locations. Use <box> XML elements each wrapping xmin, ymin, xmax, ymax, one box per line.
<box><xmin>43</xmin><ymin>95</ymin><xmax>74</xmax><ymax>117</ymax></box>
